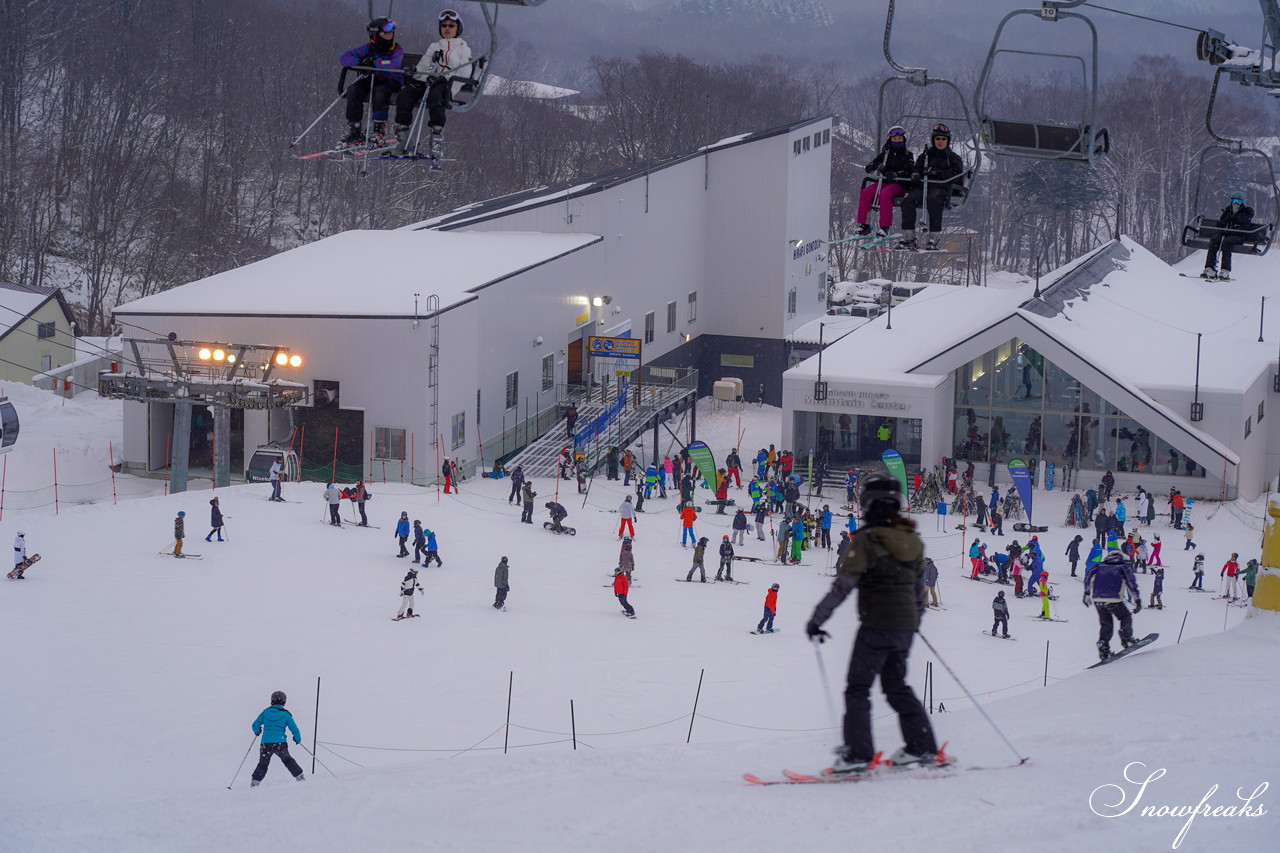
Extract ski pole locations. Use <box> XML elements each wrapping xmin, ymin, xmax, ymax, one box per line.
<box><xmin>809</xmin><ymin>638</ymin><xmax>842</xmax><ymax>732</ymax></box>
<box><xmin>227</xmin><ymin>735</ymin><xmax>259</xmax><ymax>789</ymax></box>
<box><xmin>916</xmin><ymin>630</ymin><xmax>1028</xmax><ymax>765</ymax></box>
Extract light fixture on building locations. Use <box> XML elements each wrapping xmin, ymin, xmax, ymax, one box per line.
<box><xmin>534</xmin><ymin>336</ymin><xmax>544</xmax><ymax>347</ymax></box>
<box><xmin>198</xmin><ymin>348</ymin><xmax>212</xmax><ymax>360</ymax></box>
<box><xmin>593</xmin><ymin>295</ymin><xmax>614</xmax><ymax>307</ymax></box>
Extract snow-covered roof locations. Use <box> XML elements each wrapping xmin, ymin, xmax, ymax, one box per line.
<box><xmin>787</xmin><ymin>313</ymin><xmax>871</xmax><ymax>345</ymax></box>
<box><xmin>113</xmin><ymin>231</ymin><xmax>601</xmax><ymax>318</ymax></box>
<box><xmin>0</xmin><ymin>281</ymin><xmax>71</xmax><ymax>341</ymax></box>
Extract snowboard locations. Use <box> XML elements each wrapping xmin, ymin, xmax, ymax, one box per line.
<box><xmin>6</xmin><ymin>553</ymin><xmax>40</xmax><ymax>579</ymax></box>
<box><xmin>1087</xmin><ymin>633</ymin><xmax>1158</xmax><ymax>668</ymax></box>
<box><xmin>749</xmin><ymin>628</ymin><xmax>781</xmax><ymax>634</ymax></box>
<box><xmin>1027</xmin><ymin>615</ymin><xmax>1069</xmax><ymax>622</ymax></box>
<box><xmin>982</xmin><ymin>631</ymin><xmax>1015</xmax><ymax>640</ymax></box>
<box><xmin>1045</xmin><ymin>462</ymin><xmax>1055</xmax><ymax>491</ymax></box>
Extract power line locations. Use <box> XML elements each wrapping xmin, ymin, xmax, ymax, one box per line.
<box><xmin>1082</xmin><ymin>2</ymin><xmax>1207</xmax><ymax>35</ymax></box>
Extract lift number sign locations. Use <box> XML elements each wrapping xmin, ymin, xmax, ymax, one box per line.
<box><xmin>587</xmin><ymin>336</ymin><xmax>642</xmax><ymax>360</ymax></box>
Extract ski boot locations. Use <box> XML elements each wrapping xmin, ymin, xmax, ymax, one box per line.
<box><xmin>250</xmin><ymin>779</ymin><xmax>260</xmax><ymax>787</ymax></box>
<box><xmin>370</xmin><ymin>122</ymin><xmax>387</xmax><ymax>147</ymax></box>
<box><xmin>339</xmin><ymin>122</ymin><xmax>364</xmax><ymax>148</ymax></box>
<box><xmin>1217</xmin><ymin>271</ymin><xmax>1232</xmax><ymax>281</ymax></box>
<box><xmin>896</xmin><ymin>229</ymin><xmax>918</xmax><ymax>251</ymax></box>
<box><xmin>394</xmin><ymin>124</ymin><xmax>412</xmax><ymax>154</ymax></box>
<box><xmin>428</xmin><ymin>126</ymin><xmax>444</xmax><ymax>164</ymax></box>
<box><xmin>853</xmin><ymin>223</ymin><xmax>871</xmax><ymax>237</ymax></box>
<box><xmin>821</xmin><ymin>749</ymin><xmax>879</xmax><ymax>780</ymax></box>
<box><xmin>924</xmin><ymin>236</ymin><xmax>941</xmax><ymax>251</ymax></box>
<box><xmin>1200</xmin><ymin>266</ymin><xmax>1217</xmax><ymax>280</ymax></box>
<box><xmin>887</xmin><ymin>745</ymin><xmax>956</xmax><ymax>769</ymax></box>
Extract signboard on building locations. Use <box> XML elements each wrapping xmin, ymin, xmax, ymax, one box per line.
<box><xmin>587</xmin><ymin>336</ymin><xmax>642</xmax><ymax>360</ymax></box>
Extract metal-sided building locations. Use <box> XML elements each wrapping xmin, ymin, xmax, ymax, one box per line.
<box><xmin>111</xmin><ymin>117</ymin><xmax>833</xmax><ymax>483</ymax></box>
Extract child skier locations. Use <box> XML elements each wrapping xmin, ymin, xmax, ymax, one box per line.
<box><xmin>422</xmin><ymin>528</ymin><xmax>442</xmax><ymax>567</ymax></box>
<box><xmin>206</xmin><ymin>497</ymin><xmax>225</xmax><ymax>542</ymax></box>
<box><xmin>618</xmin><ymin>537</ymin><xmax>636</xmax><ymax>581</ymax></box>
<box><xmin>991</xmin><ymin>591</ymin><xmax>1010</xmax><ymax>638</ymax></box>
<box><xmin>1184</xmin><ymin>523</ymin><xmax>1197</xmax><ymax>550</ymax></box>
<box><xmin>394</xmin><ymin>511</ymin><xmax>410</xmax><ymax>555</ymax></box>
<box><xmin>395</xmin><ymin>568</ymin><xmax>421</xmax><ymax>619</ymax></box>
<box><xmin>412</xmin><ymin>520</ymin><xmax>427</xmax><ymax>563</ymax></box>
<box><xmin>173</xmin><ymin>511</ymin><xmax>186</xmax><ymax>557</ymax></box>
<box><xmin>1190</xmin><ymin>554</ymin><xmax>1206</xmax><ymax>589</ymax></box>
<box><xmin>249</xmin><ymin>691</ymin><xmax>305</xmax><ymax>786</ymax></box>
<box><xmin>1035</xmin><ymin>572</ymin><xmax>1053</xmax><ymax>620</ymax></box>
<box><xmin>687</xmin><ymin>536</ymin><xmax>709</xmax><ymax>582</ymax></box>
<box><xmin>716</xmin><ymin>535</ymin><xmax>735</xmax><ymax>581</ymax></box>
<box><xmin>1149</xmin><ymin>535</ymin><xmax>1163</xmax><ymax>567</ymax></box>
<box><xmin>1149</xmin><ymin>567</ymin><xmax>1164</xmax><ymax>610</ymax></box>
<box><xmin>755</xmin><ymin>583</ymin><xmax>781</xmax><ymax>634</ymax></box>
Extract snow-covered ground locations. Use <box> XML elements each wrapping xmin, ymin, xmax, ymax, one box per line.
<box><xmin>0</xmin><ymin>397</ymin><xmax>1274</xmax><ymax>852</ymax></box>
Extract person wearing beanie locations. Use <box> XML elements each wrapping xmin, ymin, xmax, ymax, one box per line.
<box><xmin>173</xmin><ymin>511</ymin><xmax>186</xmax><ymax>557</ymax></box>
<box><xmin>493</xmin><ymin>556</ymin><xmax>510</xmax><ymax>611</ymax></box>
<box><xmin>687</xmin><ymin>536</ymin><xmax>709</xmax><ymax>582</ymax></box>
<box><xmin>250</xmin><ymin>691</ymin><xmax>305</xmax><ymax>786</ymax></box>
<box><xmin>716</xmin><ymin>535</ymin><xmax>735</xmax><ymax>581</ymax></box>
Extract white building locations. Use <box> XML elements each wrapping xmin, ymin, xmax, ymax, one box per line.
<box><xmin>782</xmin><ymin>237</ymin><xmax>1279</xmax><ymax>500</ymax></box>
<box><xmin>111</xmin><ymin>117</ymin><xmax>833</xmax><ymax>481</ymax></box>
<box><xmin>0</xmin><ymin>282</ymin><xmax>77</xmax><ymax>384</ymax></box>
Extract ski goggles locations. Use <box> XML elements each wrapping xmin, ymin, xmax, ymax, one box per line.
<box><xmin>373</xmin><ymin>19</ymin><xmax>396</xmax><ymax>33</ymax></box>
<box><xmin>439</xmin><ymin>10</ymin><xmax>461</xmax><ymax>23</ymax></box>
<box><xmin>1230</xmin><ymin>197</ymin><xmax>1245</xmax><ymax>205</ymax></box>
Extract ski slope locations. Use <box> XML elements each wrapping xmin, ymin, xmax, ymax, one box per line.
<box><xmin>0</xmin><ymin>397</ymin><xmax>1274</xmax><ymax>853</ymax></box>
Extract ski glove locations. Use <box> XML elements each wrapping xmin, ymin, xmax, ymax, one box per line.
<box><xmin>805</xmin><ymin>621</ymin><xmax>829</xmax><ymax>643</ymax></box>
<box><xmin>432</xmin><ymin>50</ymin><xmax>444</xmax><ymax>64</ymax></box>
<box><xmin>882</xmin><ymin>171</ymin><xmax>897</xmax><ymax>181</ymax></box>
<box><xmin>1132</xmin><ymin>601</ymin><xmax>1142</xmax><ymax>613</ymax></box>
<box><xmin>1082</xmin><ymin>594</ymin><xmax>1092</xmax><ymax>607</ymax></box>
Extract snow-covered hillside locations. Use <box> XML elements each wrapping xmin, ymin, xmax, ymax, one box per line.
<box><xmin>0</xmin><ymin>398</ymin><xmax>1274</xmax><ymax>852</ymax></box>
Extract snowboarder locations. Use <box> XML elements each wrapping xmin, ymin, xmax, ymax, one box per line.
<box><xmin>731</xmin><ymin>508</ymin><xmax>749</xmax><ymax>546</ymax></box>
<box><xmin>394</xmin><ymin>511</ymin><xmax>410</xmax><ymax>556</ymax></box>
<box><xmin>1202</xmin><ymin>193</ymin><xmax>1256</xmax><ymax>281</ymax></box>
<box><xmin>173</xmin><ymin>511</ymin><xmax>186</xmax><ymax>557</ymax></box>
<box><xmin>422</xmin><ymin>528</ymin><xmax>442</xmax><ymax>567</ymax></box>
<box><xmin>618</xmin><ymin>495</ymin><xmax>636</xmax><ymax>538</ymax></box>
<box><xmin>205</xmin><ymin>497</ymin><xmax>225</xmax><ymax>542</ymax></box>
<box><xmin>613</xmin><ymin>569</ymin><xmax>635</xmax><ymax>618</ymax></box>
<box><xmin>855</xmin><ymin>125</ymin><xmax>913</xmax><ymax>236</ymax></box>
<box><xmin>544</xmin><ymin>501</ymin><xmax>568</xmax><ymax>533</ymax></box>
<box><xmin>269</xmin><ymin>459</ymin><xmax>284</xmax><ymax>502</ymax></box>
<box><xmin>991</xmin><ymin>591</ymin><xmax>1010</xmax><ymax>638</ymax></box>
<box><xmin>1083</xmin><ymin>549</ymin><xmax>1142</xmax><ymax>662</ymax></box>
<box><xmin>249</xmin><ymin>691</ymin><xmax>305</xmax><ymax>786</ymax></box>
<box><xmin>687</xmin><ymin>536</ymin><xmax>709</xmax><ymax>582</ymax></box>
<box><xmin>338</xmin><ymin>17</ymin><xmax>404</xmax><ymax>147</ymax></box>
<box><xmin>8</xmin><ymin>531</ymin><xmax>34</xmax><ymax>578</ymax></box>
<box><xmin>716</xmin><ymin>535</ymin><xmax>735</xmax><ymax>581</ymax></box>
<box><xmin>323</xmin><ymin>483</ymin><xmax>343</xmax><ymax>527</ymax></box>
<box><xmin>1190</xmin><ymin>553</ymin><xmax>1206</xmax><ymax>589</ymax></box>
<box><xmin>1065</xmin><ymin>534</ymin><xmax>1083</xmax><ymax>576</ymax></box>
<box><xmin>394</xmin><ymin>9</ymin><xmax>470</xmax><ymax>157</ymax></box>
<box><xmin>520</xmin><ymin>481</ymin><xmax>536</xmax><ymax>524</ymax></box>
<box><xmin>1149</xmin><ymin>567</ymin><xmax>1164</xmax><ymax>610</ymax></box>
<box><xmin>806</xmin><ymin>472</ymin><xmax>949</xmax><ymax>778</ymax></box>
<box><xmin>396</xmin><ymin>568</ymin><xmax>421</xmax><ymax>619</ymax></box>
<box><xmin>493</xmin><ymin>556</ymin><xmax>510</xmax><ymax>610</ymax></box>
<box><xmin>618</xmin><ymin>537</ymin><xmax>636</xmax><ymax>581</ymax></box>
<box><xmin>412</xmin><ymin>520</ymin><xmax>427</xmax><ymax>563</ymax></box>
<box><xmin>755</xmin><ymin>583</ymin><xmax>781</xmax><ymax>633</ymax></box>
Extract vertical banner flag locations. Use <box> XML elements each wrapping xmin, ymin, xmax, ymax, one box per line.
<box><xmin>882</xmin><ymin>449</ymin><xmax>908</xmax><ymax>501</ymax></box>
<box><xmin>687</xmin><ymin>441</ymin><xmax>719</xmax><ymax>492</ymax></box>
<box><xmin>1007</xmin><ymin>459</ymin><xmax>1034</xmax><ymax>525</ymax></box>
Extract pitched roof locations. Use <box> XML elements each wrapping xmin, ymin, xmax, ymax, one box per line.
<box><xmin>0</xmin><ymin>281</ymin><xmax>75</xmax><ymax>343</ymax></box>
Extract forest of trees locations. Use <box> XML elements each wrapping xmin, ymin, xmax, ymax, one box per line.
<box><xmin>1</xmin><ymin>1</ymin><xmax>1275</xmax><ymax>333</ymax></box>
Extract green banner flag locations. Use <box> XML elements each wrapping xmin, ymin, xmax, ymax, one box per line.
<box><xmin>882</xmin><ymin>449</ymin><xmax>908</xmax><ymax>500</ymax></box>
<box><xmin>687</xmin><ymin>441</ymin><xmax>719</xmax><ymax>491</ymax></box>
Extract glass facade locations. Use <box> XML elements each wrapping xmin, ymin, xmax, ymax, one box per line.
<box><xmin>951</xmin><ymin>339</ymin><xmax>1205</xmax><ymax>478</ymax></box>
<box><xmin>794</xmin><ymin>412</ymin><xmax>922</xmax><ymax>469</ymax></box>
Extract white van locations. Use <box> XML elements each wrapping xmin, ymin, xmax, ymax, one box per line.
<box><xmin>829</xmin><ymin>278</ymin><xmax>890</xmax><ymax>306</ymax></box>
<box><xmin>890</xmin><ymin>282</ymin><xmax>930</xmax><ymax>305</ymax></box>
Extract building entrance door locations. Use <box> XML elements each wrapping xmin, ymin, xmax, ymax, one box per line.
<box><xmin>567</xmin><ymin>338</ymin><xmax>583</xmax><ymax>385</ymax></box>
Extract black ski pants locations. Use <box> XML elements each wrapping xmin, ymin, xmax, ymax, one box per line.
<box><xmin>328</xmin><ymin>503</ymin><xmax>342</xmax><ymax>525</ymax></box>
<box><xmin>841</xmin><ymin>627</ymin><xmax>938</xmax><ymax>763</ymax></box>
<box><xmin>251</xmin><ymin>742</ymin><xmax>303</xmax><ymax>782</ymax></box>
<box><xmin>521</xmin><ymin>502</ymin><xmax>534</xmax><ymax>523</ymax></box>
<box><xmin>509</xmin><ymin>479</ymin><xmax>522</xmax><ymax>502</ymax></box>
<box><xmin>992</xmin><ymin>615</ymin><xmax>1008</xmax><ymax>636</ymax></box>
<box><xmin>900</xmin><ymin>185</ymin><xmax>950</xmax><ymax>233</ymax></box>
<box><xmin>345</xmin><ymin>75</ymin><xmax>401</xmax><ymax>123</ymax></box>
<box><xmin>395</xmin><ymin>77</ymin><xmax>451</xmax><ymax>129</ymax></box>
<box><xmin>1207</xmin><ymin>233</ymin><xmax>1247</xmax><ymax>271</ymax></box>
<box><xmin>1095</xmin><ymin>601</ymin><xmax>1134</xmax><ymax>652</ymax></box>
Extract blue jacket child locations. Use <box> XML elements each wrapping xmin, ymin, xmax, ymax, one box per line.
<box><xmin>249</xmin><ymin>691</ymin><xmax>305</xmax><ymax>786</ymax></box>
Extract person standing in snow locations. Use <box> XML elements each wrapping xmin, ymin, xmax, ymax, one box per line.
<box><xmin>1184</xmin><ymin>523</ymin><xmax>1197</xmax><ymax>551</ymax></box>
<box><xmin>1083</xmin><ymin>549</ymin><xmax>1141</xmax><ymax>662</ymax></box>
<box><xmin>1149</xmin><ymin>567</ymin><xmax>1165</xmax><ymax>610</ymax></box>
<box><xmin>520</xmin><ymin>481</ymin><xmax>536</xmax><ymax>524</ymax></box>
<box><xmin>819</xmin><ymin>505</ymin><xmax>833</xmax><ymax>550</ymax></box>
<box><xmin>806</xmin><ymin>472</ymin><xmax>947</xmax><ymax>778</ymax></box>
<box><xmin>617</xmin><ymin>537</ymin><xmax>636</xmax><ymax>581</ymax></box>
<box><xmin>755</xmin><ymin>583</ymin><xmax>781</xmax><ymax>633</ymax></box>
<box><xmin>442</xmin><ymin>457</ymin><xmax>456</xmax><ymax>493</ymax></box>
<box><xmin>1034</xmin><ymin>571</ymin><xmax>1053</xmax><ymax>620</ymax></box>
<box><xmin>1241</xmin><ymin>559</ymin><xmax>1259</xmax><ymax>600</ymax></box>
<box><xmin>250</xmin><ymin>691</ymin><xmax>305</xmax><ymax>786</ymax></box>
<box><xmin>1065</xmin><ymin>534</ymin><xmax>1083</xmax><ymax>576</ymax></box>
<box><xmin>1190</xmin><ymin>553</ymin><xmax>1206</xmax><ymax>589</ymax></box>
<box><xmin>173</xmin><ymin>511</ymin><xmax>186</xmax><ymax>557</ymax></box>
<box><xmin>206</xmin><ymin>498</ymin><xmax>225</xmax><ymax>542</ymax></box>
<box><xmin>618</xmin><ymin>495</ymin><xmax>637</xmax><ymax>539</ymax></box>
<box><xmin>613</xmin><ymin>569</ymin><xmax>635</xmax><ymax>618</ymax></box>
<box><xmin>394</xmin><ymin>511</ymin><xmax>410</xmax><ymax>556</ymax></box>
<box><xmin>679</xmin><ymin>502</ymin><xmax>699</xmax><ymax>547</ymax></box>
<box><xmin>725</xmin><ymin>449</ymin><xmax>743</xmax><ymax>488</ymax></box>
<box><xmin>564</xmin><ymin>403</ymin><xmax>578</xmax><ymax>438</ymax></box>
<box><xmin>1221</xmin><ymin>553</ymin><xmax>1240</xmax><ymax>599</ymax></box>
<box><xmin>493</xmin><ymin>556</ymin><xmax>510</xmax><ymax>610</ymax></box>
<box><xmin>8</xmin><ymin>531</ymin><xmax>33</xmax><ymax>578</ymax></box>
<box><xmin>396</xmin><ymin>567</ymin><xmax>421</xmax><ymax>619</ymax></box>
<box><xmin>731</xmin><ymin>508</ymin><xmax>749</xmax><ymax>546</ymax></box>
<box><xmin>508</xmin><ymin>464</ymin><xmax>525</xmax><ymax>503</ymax></box>
<box><xmin>269</xmin><ymin>459</ymin><xmax>284</xmax><ymax>502</ymax></box>
<box><xmin>1135</xmin><ymin>490</ymin><xmax>1148</xmax><ymax>526</ymax></box>
<box><xmin>412</xmin><ymin>520</ymin><xmax>427</xmax><ymax>563</ymax></box>
<box><xmin>755</xmin><ymin>504</ymin><xmax>769</xmax><ymax>541</ymax></box>
<box><xmin>422</xmin><ymin>528</ymin><xmax>442</xmax><ymax>567</ymax></box>
<box><xmin>924</xmin><ymin>557</ymin><xmax>940</xmax><ymax>607</ymax></box>
<box><xmin>687</xmin><ymin>536</ymin><xmax>709</xmax><ymax>582</ymax></box>
<box><xmin>1149</xmin><ymin>535</ymin><xmax>1163</xmax><ymax>567</ymax></box>
<box><xmin>351</xmin><ymin>481</ymin><xmax>371</xmax><ymax>526</ymax></box>
<box><xmin>991</xmin><ymin>590</ymin><xmax>1010</xmax><ymax>638</ymax></box>
<box><xmin>716</xmin><ymin>535</ymin><xmax>735</xmax><ymax>581</ymax></box>
<box><xmin>323</xmin><ymin>483</ymin><xmax>343</xmax><ymax>526</ymax></box>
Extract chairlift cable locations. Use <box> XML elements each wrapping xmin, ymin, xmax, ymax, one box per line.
<box><xmin>1080</xmin><ymin>2</ymin><xmax>1204</xmax><ymax>35</ymax></box>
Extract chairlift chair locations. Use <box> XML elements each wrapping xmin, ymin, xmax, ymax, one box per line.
<box><xmin>0</xmin><ymin>397</ymin><xmax>18</xmax><ymax>454</ymax></box>
<box><xmin>972</xmin><ymin>1</ymin><xmax>1109</xmax><ymax>164</ymax></box>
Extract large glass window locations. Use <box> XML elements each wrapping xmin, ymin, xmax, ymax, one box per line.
<box><xmin>951</xmin><ymin>341</ymin><xmax>1205</xmax><ymax>477</ymax></box>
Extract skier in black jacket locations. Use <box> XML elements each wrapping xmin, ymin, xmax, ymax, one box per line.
<box><xmin>1202</xmin><ymin>194</ymin><xmax>1258</xmax><ymax>281</ymax></box>
<box><xmin>898</xmin><ymin>123</ymin><xmax>966</xmax><ymax>251</ymax></box>
<box><xmin>855</xmin><ymin>125</ymin><xmax>915</xmax><ymax>236</ymax></box>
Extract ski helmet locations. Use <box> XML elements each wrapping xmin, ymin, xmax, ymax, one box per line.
<box><xmin>367</xmin><ymin>16</ymin><xmax>396</xmax><ymax>38</ymax></box>
<box><xmin>770</xmin><ymin>583</ymin><xmax>780</xmax><ymax>591</ymax></box>
<box><xmin>886</xmin><ymin>125</ymin><xmax>907</xmax><ymax>144</ymax></box>
<box><xmin>438</xmin><ymin>9</ymin><xmax>463</xmax><ymax>36</ymax></box>
<box><xmin>271</xmin><ymin>690</ymin><xmax>287</xmax><ymax>706</ymax></box>
<box><xmin>723</xmin><ymin>534</ymin><xmax>730</xmax><ymax>539</ymax></box>
<box><xmin>931</xmin><ymin>123</ymin><xmax>952</xmax><ymax>142</ymax></box>
<box><xmin>177</xmin><ymin>511</ymin><xmax>185</xmax><ymax>517</ymax></box>
<box><xmin>16</xmin><ymin>531</ymin><xmax>23</xmax><ymax>537</ymax></box>
<box><xmin>858</xmin><ymin>472</ymin><xmax>902</xmax><ymax>520</ymax></box>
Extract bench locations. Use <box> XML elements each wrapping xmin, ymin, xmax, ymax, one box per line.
<box><xmin>1181</xmin><ymin>216</ymin><xmax>1273</xmax><ymax>255</ymax></box>
<box><xmin>982</xmin><ymin>119</ymin><xmax>1108</xmax><ymax>162</ymax></box>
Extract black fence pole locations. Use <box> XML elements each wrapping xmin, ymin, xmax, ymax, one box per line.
<box><xmin>686</xmin><ymin>668</ymin><xmax>705</xmax><ymax>744</ymax></box>
<box><xmin>1043</xmin><ymin>641</ymin><xmax>1049</xmax><ymax>687</ymax></box>
<box><xmin>1178</xmin><ymin>610</ymin><xmax>1189</xmax><ymax>644</ymax></box>
<box><xmin>571</xmin><ymin>700</ymin><xmax>577</xmax><ymax>751</ymax></box>
<box><xmin>504</xmin><ymin>671</ymin><xmax>513</xmax><ymax>755</ymax></box>
<box><xmin>312</xmin><ymin>676</ymin><xmax>321</xmax><ymax>775</ymax></box>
